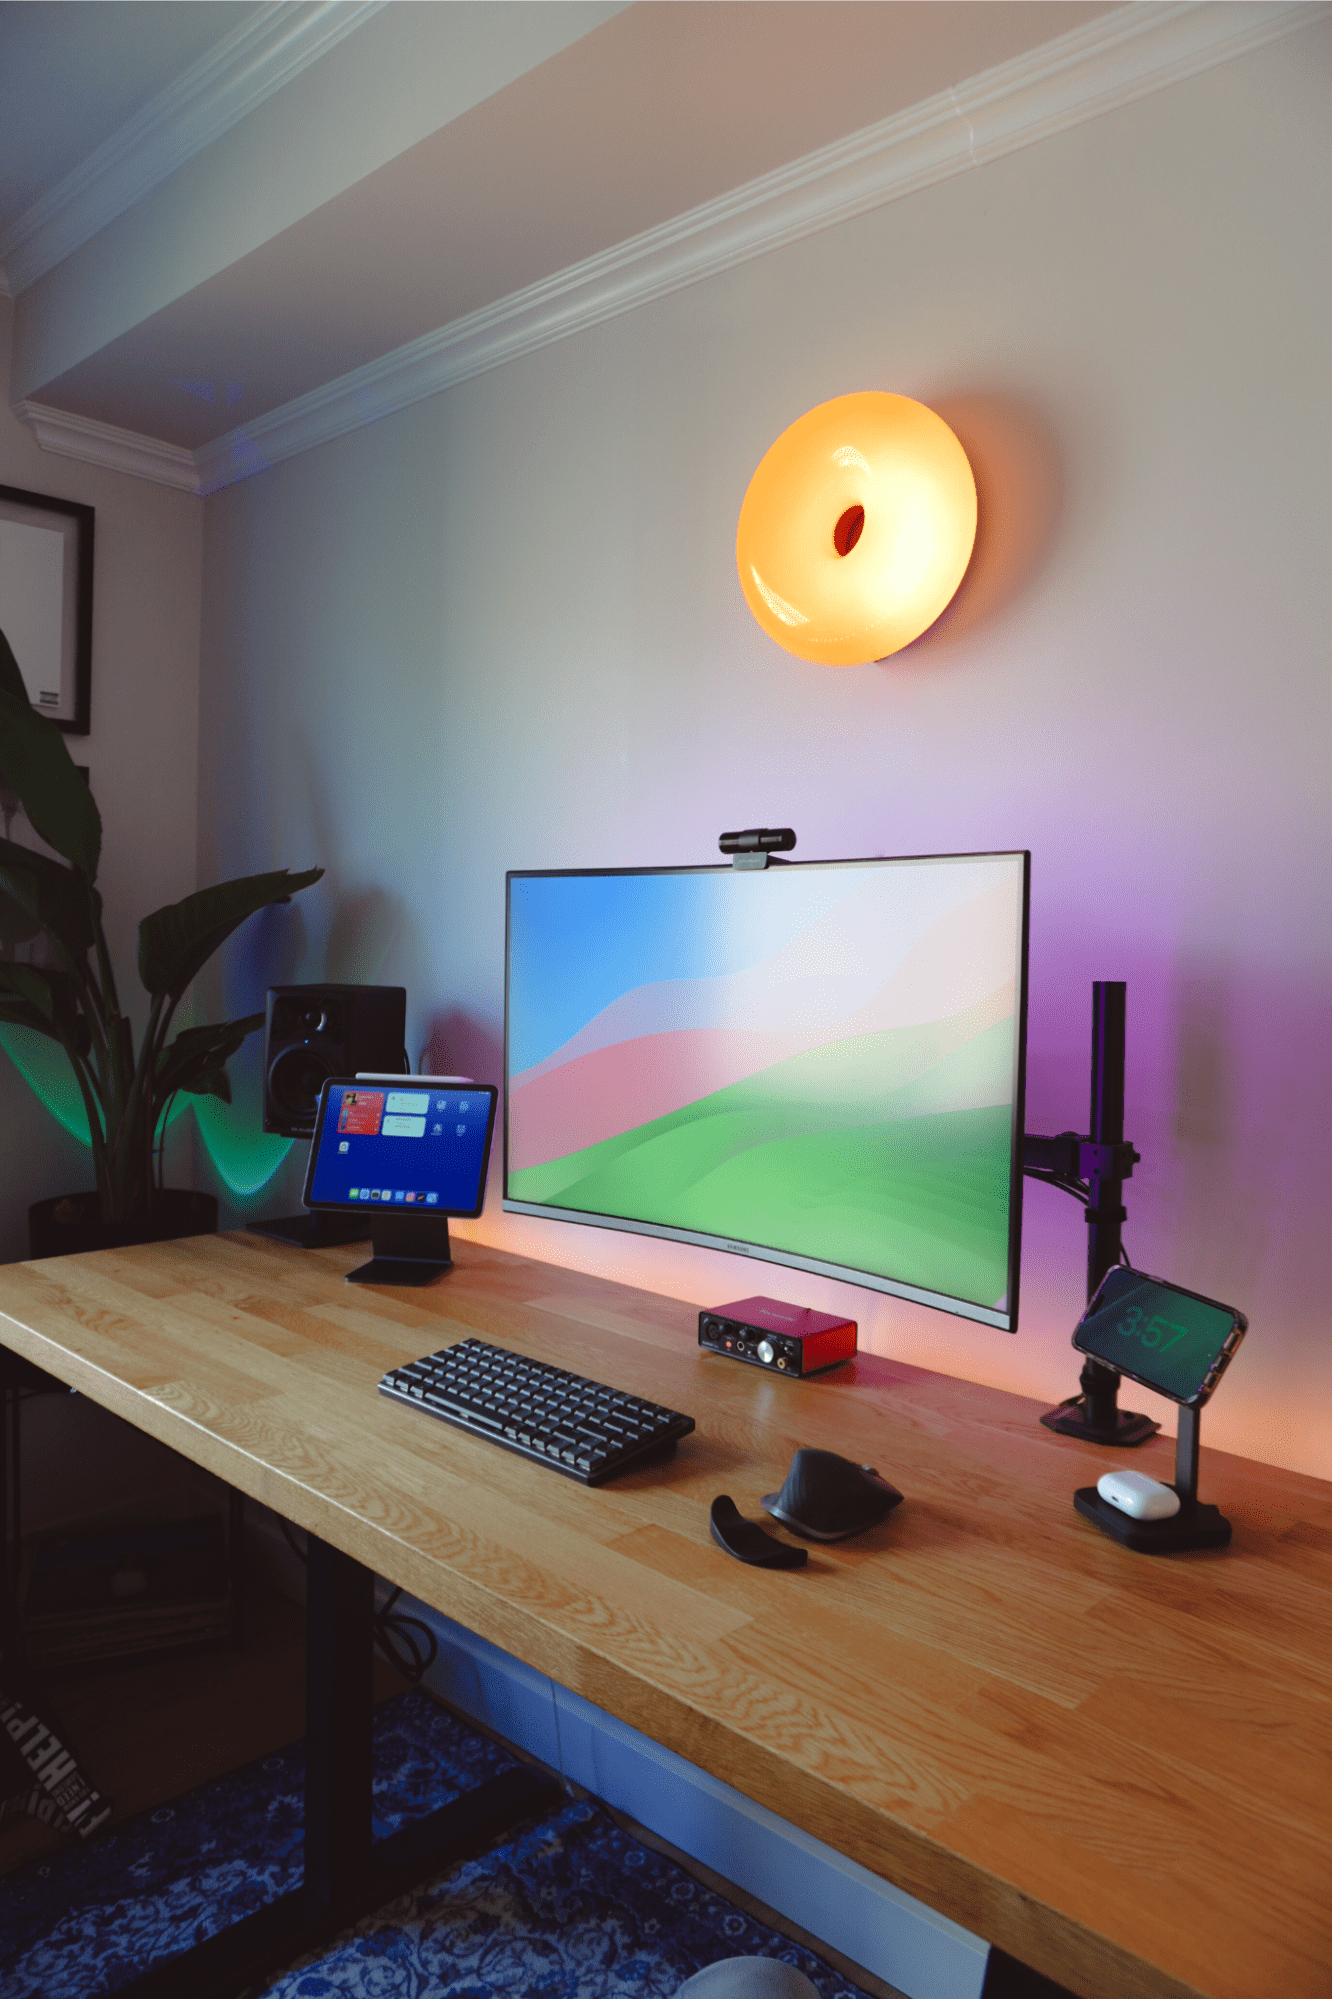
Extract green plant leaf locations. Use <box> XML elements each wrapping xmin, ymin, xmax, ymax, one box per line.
<box><xmin>138</xmin><ymin>868</ymin><xmax>323</xmax><ymax>1000</ymax></box>
<box><xmin>0</xmin><ymin>631</ymin><xmax>102</xmax><ymax>880</ymax></box>
<box><xmin>0</xmin><ymin>835</ymin><xmax>99</xmax><ymax>958</ymax></box>
<box><xmin>0</xmin><ymin>964</ymin><xmax>94</xmax><ymax>1057</ymax></box>
<box><xmin>0</xmin><ymin>855</ymin><xmax>42</xmax><ymax>948</ymax></box>
<box><xmin>154</xmin><ymin>1012</ymin><xmax>262</xmax><ymax>1100</ymax></box>
<box><xmin>0</xmin><ymin>995</ymin><xmax>62</xmax><ymax>1039</ymax></box>
<box><xmin>0</xmin><ymin>961</ymin><xmax>54</xmax><ymax>1015</ymax></box>
<box><xmin>178</xmin><ymin>1066</ymin><xmax>232</xmax><ymax>1103</ymax></box>
<box><xmin>45</xmin><ymin>968</ymin><xmax>94</xmax><ymax>1056</ymax></box>
<box><xmin>0</xmin><ymin>626</ymin><xmax>28</xmax><ymax>705</ymax></box>
<box><xmin>0</xmin><ymin>906</ymin><xmax>40</xmax><ymax>950</ymax></box>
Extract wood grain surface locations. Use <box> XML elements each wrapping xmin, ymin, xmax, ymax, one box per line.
<box><xmin>0</xmin><ymin>1230</ymin><xmax>1327</xmax><ymax>1999</ymax></box>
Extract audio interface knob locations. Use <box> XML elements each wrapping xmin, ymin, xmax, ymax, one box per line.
<box><xmin>757</xmin><ymin>1340</ymin><xmax>775</xmax><ymax>1365</ymax></box>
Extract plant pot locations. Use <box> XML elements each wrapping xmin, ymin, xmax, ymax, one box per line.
<box><xmin>27</xmin><ymin>1190</ymin><xmax>220</xmax><ymax>1261</ymax></box>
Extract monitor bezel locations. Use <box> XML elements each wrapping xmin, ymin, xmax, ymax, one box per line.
<box><xmin>302</xmin><ymin>1076</ymin><xmax>498</xmax><ymax>1219</ymax></box>
<box><xmin>502</xmin><ymin>851</ymin><xmax>1030</xmax><ymax>1333</ymax></box>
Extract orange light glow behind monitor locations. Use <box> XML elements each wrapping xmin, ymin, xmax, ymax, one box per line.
<box><xmin>736</xmin><ymin>391</ymin><xmax>977</xmax><ymax>665</ymax></box>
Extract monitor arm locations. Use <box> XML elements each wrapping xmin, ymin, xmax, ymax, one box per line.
<box><xmin>1026</xmin><ymin>981</ymin><xmax>1159</xmax><ymax>1446</ymax></box>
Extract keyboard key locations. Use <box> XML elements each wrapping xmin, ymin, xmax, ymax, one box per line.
<box><xmin>379</xmin><ymin>1338</ymin><xmax>695</xmax><ymax>1485</ymax></box>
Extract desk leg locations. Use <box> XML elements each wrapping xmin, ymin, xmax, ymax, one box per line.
<box><xmin>228</xmin><ymin>1489</ymin><xmax>246</xmax><ymax>1651</ymax></box>
<box><xmin>0</xmin><ymin>1389</ymin><xmax>30</xmax><ymax>1690</ymax></box>
<box><xmin>981</xmin><ymin>1945</ymin><xmax>1080</xmax><ymax>1998</ymax></box>
<box><xmin>112</xmin><ymin>1533</ymin><xmax>560</xmax><ymax>1999</ymax></box>
<box><xmin>304</xmin><ymin>1535</ymin><xmax>373</xmax><ymax>1904</ymax></box>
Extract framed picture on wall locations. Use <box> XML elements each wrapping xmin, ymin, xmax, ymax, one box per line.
<box><xmin>0</xmin><ymin>483</ymin><xmax>95</xmax><ymax>735</ymax></box>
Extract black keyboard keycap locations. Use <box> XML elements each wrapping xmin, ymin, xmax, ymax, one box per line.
<box><xmin>379</xmin><ymin>1336</ymin><xmax>695</xmax><ymax>1486</ymax></box>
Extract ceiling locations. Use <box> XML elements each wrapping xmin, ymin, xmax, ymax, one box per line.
<box><xmin>0</xmin><ymin>2</ymin><xmax>255</xmax><ymax>222</ymax></box>
<box><xmin>0</xmin><ymin>1</ymin><xmax>1310</xmax><ymax>491</ymax></box>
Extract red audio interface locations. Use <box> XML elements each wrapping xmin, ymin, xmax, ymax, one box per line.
<box><xmin>698</xmin><ymin>1295</ymin><xmax>857</xmax><ymax>1377</ymax></box>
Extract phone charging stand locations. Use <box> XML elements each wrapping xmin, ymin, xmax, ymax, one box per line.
<box><xmin>1074</xmin><ymin>1405</ymin><xmax>1231</xmax><ymax>1553</ymax></box>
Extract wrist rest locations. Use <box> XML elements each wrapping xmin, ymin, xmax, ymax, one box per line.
<box><xmin>709</xmin><ymin>1495</ymin><xmax>808</xmax><ymax>1569</ymax></box>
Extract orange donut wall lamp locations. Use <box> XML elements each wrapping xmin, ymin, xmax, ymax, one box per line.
<box><xmin>736</xmin><ymin>391</ymin><xmax>977</xmax><ymax>665</ymax></box>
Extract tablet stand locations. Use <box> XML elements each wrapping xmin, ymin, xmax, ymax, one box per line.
<box><xmin>1073</xmin><ymin>1403</ymin><xmax>1231</xmax><ymax>1552</ymax></box>
<box><xmin>346</xmin><ymin>1213</ymin><xmax>453</xmax><ymax>1287</ymax></box>
<box><xmin>247</xmin><ymin>1212</ymin><xmax>369</xmax><ymax>1249</ymax></box>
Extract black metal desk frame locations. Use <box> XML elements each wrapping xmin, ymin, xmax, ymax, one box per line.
<box><xmin>120</xmin><ymin>1535</ymin><xmax>559</xmax><ymax>1998</ymax></box>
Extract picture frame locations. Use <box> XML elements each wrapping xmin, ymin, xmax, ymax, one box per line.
<box><xmin>0</xmin><ymin>483</ymin><xmax>95</xmax><ymax>735</ymax></box>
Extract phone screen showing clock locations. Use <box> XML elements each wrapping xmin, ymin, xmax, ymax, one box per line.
<box><xmin>1074</xmin><ymin>1268</ymin><xmax>1239</xmax><ymax>1404</ymax></box>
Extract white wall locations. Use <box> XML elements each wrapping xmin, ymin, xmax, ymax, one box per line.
<box><xmin>198</xmin><ymin>25</ymin><xmax>1329</xmax><ymax>1477</ymax></box>
<box><xmin>0</xmin><ymin>290</ymin><xmax>205</xmax><ymax>1526</ymax></box>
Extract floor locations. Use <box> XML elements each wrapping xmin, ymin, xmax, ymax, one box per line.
<box><xmin>1</xmin><ymin>1567</ymin><xmax>903</xmax><ymax>1999</ymax></box>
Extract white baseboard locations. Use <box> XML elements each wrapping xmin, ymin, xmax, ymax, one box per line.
<box><xmin>246</xmin><ymin>1507</ymin><xmax>987</xmax><ymax>1999</ymax></box>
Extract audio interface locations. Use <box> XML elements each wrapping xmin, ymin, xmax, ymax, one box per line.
<box><xmin>698</xmin><ymin>1295</ymin><xmax>857</xmax><ymax>1377</ymax></box>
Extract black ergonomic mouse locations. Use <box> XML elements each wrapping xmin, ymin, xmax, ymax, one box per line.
<box><xmin>761</xmin><ymin>1448</ymin><xmax>903</xmax><ymax>1542</ymax></box>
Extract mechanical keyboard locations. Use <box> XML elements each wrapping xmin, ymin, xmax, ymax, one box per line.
<box><xmin>379</xmin><ymin>1336</ymin><xmax>696</xmax><ymax>1485</ymax></box>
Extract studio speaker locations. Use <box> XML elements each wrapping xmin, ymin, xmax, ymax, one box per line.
<box><xmin>249</xmin><ymin>983</ymin><xmax>407</xmax><ymax>1249</ymax></box>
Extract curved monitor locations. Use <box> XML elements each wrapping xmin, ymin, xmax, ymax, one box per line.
<box><xmin>503</xmin><ymin>852</ymin><xmax>1029</xmax><ymax>1331</ymax></box>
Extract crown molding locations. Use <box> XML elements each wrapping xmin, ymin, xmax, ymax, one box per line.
<box><xmin>14</xmin><ymin>401</ymin><xmax>202</xmax><ymax>494</ymax></box>
<box><xmin>192</xmin><ymin>0</ymin><xmax>1321</xmax><ymax>494</ymax></box>
<box><xmin>17</xmin><ymin>0</ymin><xmax>1323</xmax><ymax>496</ymax></box>
<box><xmin>0</xmin><ymin>2</ymin><xmax>385</xmax><ymax>294</ymax></box>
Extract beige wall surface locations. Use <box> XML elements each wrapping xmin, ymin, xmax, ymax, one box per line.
<box><xmin>0</xmin><ymin>292</ymin><xmax>205</xmax><ymax>1525</ymax></box>
<box><xmin>198</xmin><ymin>26</ymin><xmax>1329</xmax><ymax>1476</ymax></box>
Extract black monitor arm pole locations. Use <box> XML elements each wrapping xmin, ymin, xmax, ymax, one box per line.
<box><xmin>1026</xmin><ymin>981</ymin><xmax>1159</xmax><ymax>1447</ymax></box>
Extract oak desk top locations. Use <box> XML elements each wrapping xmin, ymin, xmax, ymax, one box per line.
<box><xmin>0</xmin><ymin>1231</ymin><xmax>1326</xmax><ymax>1999</ymax></box>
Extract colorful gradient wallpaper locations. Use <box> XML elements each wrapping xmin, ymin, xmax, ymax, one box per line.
<box><xmin>505</xmin><ymin>855</ymin><xmax>1027</xmax><ymax>1324</ymax></box>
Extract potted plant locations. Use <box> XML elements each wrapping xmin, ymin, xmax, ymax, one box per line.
<box><xmin>0</xmin><ymin>627</ymin><xmax>321</xmax><ymax>1254</ymax></box>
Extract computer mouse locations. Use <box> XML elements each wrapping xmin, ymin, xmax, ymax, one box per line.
<box><xmin>761</xmin><ymin>1448</ymin><xmax>903</xmax><ymax>1542</ymax></box>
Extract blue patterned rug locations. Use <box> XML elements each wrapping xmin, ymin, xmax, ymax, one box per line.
<box><xmin>0</xmin><ymin>1691</ymin><xmax>875</xmax><ymax>1999</ymax></box>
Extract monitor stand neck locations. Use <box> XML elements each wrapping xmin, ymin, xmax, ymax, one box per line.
<box><xmin>1034</xmin><ymin>980</ymin><xmax>1158</xmax><ymax>1448</ymax></box>
<box><xmin>346</xmin><ymin>1213</ymin><xmax>453</xmax><ymax>1287</ymax></box>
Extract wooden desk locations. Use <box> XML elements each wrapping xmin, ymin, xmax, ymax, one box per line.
<box><xmin>0</xmin><ymin>1231</ymin><xmax>1326</xmax><ymax>1999</ymax></box>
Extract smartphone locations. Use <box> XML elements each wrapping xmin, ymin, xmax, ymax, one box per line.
<box><xmin>1072</xmin><ymin>1266</ymin><xmax>1246</xmax><ymax>1409</ymax></box>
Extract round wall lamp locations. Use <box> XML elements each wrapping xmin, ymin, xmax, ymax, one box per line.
<box><xmin>735</xmin><ymin>391</ymin><xmax>977</xmax><ymax>665</ymax></box>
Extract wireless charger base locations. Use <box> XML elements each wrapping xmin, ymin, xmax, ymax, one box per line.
<box><xmin>1074</xmin><ymin>1488</ymin><xmax>1231</xmax><ymax>1553</ymax></box>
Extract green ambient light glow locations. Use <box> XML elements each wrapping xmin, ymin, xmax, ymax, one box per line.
<box><xmin>191</xmin><ymin>1092</ymin><xmax>293</xmax><ymax>1198</ymax></box>
<box><xmin>0</xmin><ymin>1023</ymin><xmax>292</xmax><ymax>1198</ymax></box>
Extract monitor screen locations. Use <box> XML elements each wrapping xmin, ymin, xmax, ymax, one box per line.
<box><xmin>304</xmin><ymin>1079</ymin><xmax>497</xmax><ymax>1217</ymax></box>
<box><xmin>503</xmin><ymin>852</ymin><xmax>1029</xmax><ymax>1330</ymax></box>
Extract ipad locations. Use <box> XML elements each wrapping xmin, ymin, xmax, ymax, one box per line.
<box><xmin>303</xmin><ymin>1077</ymin><xmax>497</xmax><ymax>1218</ymax></box>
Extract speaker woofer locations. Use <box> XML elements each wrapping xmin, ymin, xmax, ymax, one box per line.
<box><xmin>267</xmin><ymin>1045</ymin><xmax>338</xmax><ymax>1130</ymax></box>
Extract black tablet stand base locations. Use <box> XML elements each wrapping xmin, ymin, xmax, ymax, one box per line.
<box><xmin>346</xmin><ymin>1214</ymin><xmax>453</xmax><ymax>1287</ymax></box>
<box><xmin>247</xmin><ymin>1212</ymin><xmax>370</xmax><ymax>1248</ymax></box>
<box><xmin>1074</xmin><ymin>1405</ymin><xmax>1230</xmax><ymax>1553</ymax></box>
